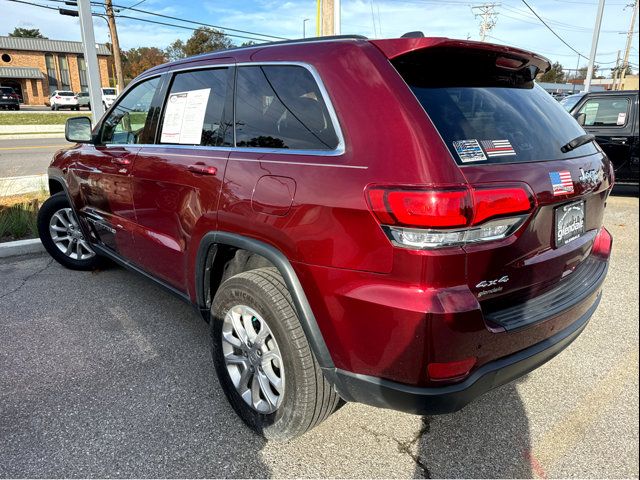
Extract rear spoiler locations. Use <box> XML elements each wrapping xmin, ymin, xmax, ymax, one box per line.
<box><xmin>370</xmin><ymin>37</ymin><xmax>550</xmax><ymax>74</ymax></box>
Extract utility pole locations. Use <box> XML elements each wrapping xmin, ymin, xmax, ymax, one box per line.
<box><xmin>77</xmin><ymin>0</ymin><xmax>104</xmax><ymax>122</ymax></box>
<box><xmin>104</xmin><ymin>0</ymin><xmax>124</xmax><ymax>93</ymax></box>
<box><xmin>334</xmin><ymin>0</ymin><xmax>341</xmax><ymax>35</ymax></box>
<box><xmin>319</xmin><ymin>0</ymin><xmax>335</xmax><ymax>36</ymax></box>
<box><xmin>612</xmin><ymin>49</ymin><xmax>621</xmax><ymax>90</ymax></box>
<box><xmin>585</xmin><ymin>0</ymin><xmax>606</xmax><ymax>92</ymax></box>
<box><xmin>619</xmin><ymin>0</ymin><xmax>638</xmax><ymax>90</ymax></box>
<box><xmin>472</xmin><ymin>3</ymin><xmax>499</xmax><ymax>42</ymax></box>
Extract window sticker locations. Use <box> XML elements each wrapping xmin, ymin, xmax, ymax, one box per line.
<box><xmin>161</xmin><ymin>88</ymin><xmax>211</xmax><ymax>144</ymax></box>
<box><xmin>583</xmin><ymin>102</ymin><xmax>599</xmax><ymax>125</ymax></box>
<box><xmin>480</xmin><ymin>139</ymin><xmax>516</xmax><ymax>157</ymax></box>
<box><xmin>617</xmin><ymin>112</ymin><xmax>627</xmax><ymax>126</ymax></box>
<box><xmin>453</xmin><ymin>139</ymin><xmax>487</xmax><ymax>163</ymax></box>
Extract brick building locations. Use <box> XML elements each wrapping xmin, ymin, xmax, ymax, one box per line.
<box><xmin>0</xmin><ymin>36</ymin><xmax>112</xmax><ymax>105</ymax></box>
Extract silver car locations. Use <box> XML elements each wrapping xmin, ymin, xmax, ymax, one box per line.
<box><xmin>76</xmin><ymin>91</ymin><xmax>91</xmax><ymax>110</ymax></box>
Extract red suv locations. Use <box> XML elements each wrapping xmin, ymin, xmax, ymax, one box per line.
<box><xmin>38</xmin><ymin>36</ymin><xmax>613</xmax><ymax>440</ymax></box>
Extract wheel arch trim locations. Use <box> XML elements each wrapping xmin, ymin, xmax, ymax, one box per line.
<box><xmin>195</xmin><ymin>231</ymin><xmax>335</xmax><ymax>370</ymax></box>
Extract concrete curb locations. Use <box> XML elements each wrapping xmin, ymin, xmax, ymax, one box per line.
<box><xmin>0</xmin><ymin>238</ymin><xmax>44</xmax><ymax>258</ymax></box>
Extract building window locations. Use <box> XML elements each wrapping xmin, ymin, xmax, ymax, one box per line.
<box><xmin>77</xmin><ymin>55</ymin><xmax>88</xmax><ymax>92</ymax></box>
<box><xmin>58</xmin><ymin>55</ymin><xmax>71</xmax><ymax>90</ymax></box>
<box><xmin>31</xmin><ymin>79</ymin><xmax>39</xmax><ymax>97</ymax></box>
<box><xmin>1</xmin><ymin>53</ymin><xmax>11</xmax><ymax>63</ymax></box>
<box><xmin>45</xmin><ymin>53</ymin><xmax>58</xmax><ymax>93</ymax></box>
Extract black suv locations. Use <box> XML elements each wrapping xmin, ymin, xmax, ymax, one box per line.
<box><xmin>570</xmin><ymin>90</ymin><xmax>639</xmax><ymax>184</ymax></box>
<box><xmin>0</xmin><ymin>86</ymin><xmax>20</xmax><ymax>110</ymax></box>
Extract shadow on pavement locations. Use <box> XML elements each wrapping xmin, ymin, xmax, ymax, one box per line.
<box><xmin>414</xmin><ymin>378</ymin><xmax>533</xmax><ymax>479</ymax></box>
<box><xmin>0</xmin><ymin>258</ymin><xmax>270</xmax><ymax>478</ymax></box>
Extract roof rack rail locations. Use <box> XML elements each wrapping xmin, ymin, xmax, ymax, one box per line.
<box><xmin>147</xmin><ymin>35</ymin><xmax>370</xmax><ymax>72</ymax></box>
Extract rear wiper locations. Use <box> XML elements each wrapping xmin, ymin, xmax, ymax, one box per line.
<box><xmin>561</xmin><ymin>134</ymin><xmax>595</xmax><ymax>153</ymax></box>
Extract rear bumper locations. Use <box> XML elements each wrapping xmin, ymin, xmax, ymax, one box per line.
<box><xmin>329</xmin><ymin>291</ymin><xmax>600</xmax><ymax>415</ymax></box>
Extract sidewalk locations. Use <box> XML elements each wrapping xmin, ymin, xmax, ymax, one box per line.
<box><xmin>0</xmin><ymin>174</ymin><xmax>48</xmax><ymax>196</ymax></box>
<box><xmin>0</xmin><ymin>125</ymin><xmax>64</xmax><ymax>140</ymax></box>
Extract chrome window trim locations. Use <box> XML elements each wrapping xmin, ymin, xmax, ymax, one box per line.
<box><xmin>154</xmin><ymin>61</ymin><xmax>346</xmax><ymax>157</ymax></box>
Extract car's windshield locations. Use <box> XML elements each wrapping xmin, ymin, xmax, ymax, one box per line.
<box><xmin>559</xmin><ymin>94</ymin><xmax>584</xmax><ymax>112</ymax></box>
<box><xmin>0</xmin><ymin>87</ymin><xmax>14</xmax><ymax>94</ymax></box>
<box><xmin>102</xmin><ymin>88</ymin><xmax>116</xmax><ymax>95</ymax></box>
<box><xmin>57</xmin><ymin>91</ymin><xmax>75</xmax><ymax>96</ymax></box>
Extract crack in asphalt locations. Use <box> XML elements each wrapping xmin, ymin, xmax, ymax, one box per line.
<box><xmin>359</xmin><ymin>417</ymin><xmax>432</xmax><ymax>478</ymax></box>
<box><xmin>0</xmin><ymin>258</ymin><xmax>54</xmax><ymax>301</ymax></box>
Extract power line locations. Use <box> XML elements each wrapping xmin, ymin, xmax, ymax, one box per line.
<box><xmin>93</xmin><ymin>1</ymin><xmax>289</xmax><ymax>40</ymax></box>
<box><xmin>4</xmin><ymin>0</ymin><xmax>281</xmax><ymax>43</ymax></box>
<box><xmin>32</xmin><ymin>0</ymin><xmax>288</xmax><ymax>41</ymax></box>
<box><xmin>472</xmin><ymin>3</ymin><xmax>500</xmax><ymax>41</ymax></box>
<box><xmin>520</xmin><ymin>0</ymin><xmax>588</xmax><ymax>59</ymax></box>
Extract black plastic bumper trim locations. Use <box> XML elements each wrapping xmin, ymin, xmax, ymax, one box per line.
<box><xmin>484</xmin><ymin>257</ymin><xmax>608</xmax><ymax>331</ymax></box>
<box><xmin>328</xmin><ymin>292</ymin><xmax>601</xmax><ymax>415</ymax></box>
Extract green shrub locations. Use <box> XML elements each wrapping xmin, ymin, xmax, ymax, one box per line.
<box><xmin>0</xmin><ymin>198</ymin><xmax>41</xmax><ymax>242</ymax></box>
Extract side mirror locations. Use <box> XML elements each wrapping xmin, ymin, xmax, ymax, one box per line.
<box><xmin>65</xmin><ymin>116</ymin><xmax>93</xmax><ymax>143</ymax></box>
<box><xmin>575</xmin><ymin>112</ymin><xmax>586</xmax><ymax>126</ymax></box>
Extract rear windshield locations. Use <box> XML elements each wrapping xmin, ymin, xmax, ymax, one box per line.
<box><xmin>1</xmin><ymin>87</ymin><xmax>14</xmax><ymax>94</ymax></box>
<box><xmin>58</xmin><ymin>91</ymin><xmax>75</xmax><ymax>96</ymax></box>
<box><xmin>102</xmin><ymin>88</ymin><xmax>116</xmax><ymax>95</ymax></box>
<box><xmin>393</xmin><ymin>48</ymin><xmax>598</xmax><ymax>164</ymax></box>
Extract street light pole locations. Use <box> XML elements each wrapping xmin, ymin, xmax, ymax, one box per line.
<box><xmin>77</xmin><ymin>0</ymin><xmax>104</xmax><ymax>122</ymax></box>
<box><xmin>585</xmin><ymin>0</ymin><xmax>606</xmax><ymax>92</ymax></box>
<box><xmin>303</xmin><ymin>18</ymin><xmax>310</xmax><ymax>38</ymax></box>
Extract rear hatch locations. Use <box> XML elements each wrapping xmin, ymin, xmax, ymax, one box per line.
<box><xmin>382</xmin><ymin>40</ymin><xmax>613</xmax><ymax>330</ymax></box>
<box><xmin>56</xmin><ymin>91</ymin><xmax>77</xmax><ymax>104</ymax></box>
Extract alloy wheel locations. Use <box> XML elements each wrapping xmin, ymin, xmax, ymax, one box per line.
<box><xmin>48</xmin><ymin>207</ymin><xmax>95</xmax><ymax>261</ymax></box>
<box><xmin>222</xmin><ymin>304</ymin><xmax>285</xmax><ymax>414</ymax></box>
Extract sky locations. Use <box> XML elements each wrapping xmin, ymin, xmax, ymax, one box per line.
<box><xmin>2</xmin><ymin>0</ymin><xmax>639</xmax><ymax>75</ymax></box>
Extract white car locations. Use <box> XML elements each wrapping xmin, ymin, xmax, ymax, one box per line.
<box><xmin>101</xmin><ymin>87</ymin><xmax>118</xmax><ymax>109</ymax></box>
<box><xmin>49</xmin><ymin>90</ymin><xmax>79</xmax><ymax>111</ymax></box>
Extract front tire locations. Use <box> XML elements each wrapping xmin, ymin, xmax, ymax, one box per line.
<box><xmin>211</xmin><ymin>267</ymin><xmax>341</xmax><ymax>440</ymax></box>
<box><xmin>37</xmin><ymin>192</ymin><xmax>100</xmax><ymax>271</ymax></box>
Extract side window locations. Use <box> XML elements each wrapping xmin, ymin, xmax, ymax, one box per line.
<box><xmin>159</xmin><ymin>68</ymin><xmax>231</xmax><ymax>146</ymax></box>
<box><xmin>578</xmin><ymin>97</ymin><xmax>630</xmax><ymax>127</ymax></box>
<box><xmin>235</xmin><ymin>65</ymin><xmax>339</xmax><ymax>150</ymax></box>
<box><xmin>101</xmin><ymin>76</ymin><xmax>160</xmax><ymax>145</ymax></box>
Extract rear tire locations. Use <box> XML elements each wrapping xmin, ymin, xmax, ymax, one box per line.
<box><xmin>211</xmin><ymin>267</ymin><xmax>341</xmax><ymax>440</ymax></box>
<box><xmin>37</xmin><ymin>192</ymin><xmax>101</xmax><ymax>271</ymax></box>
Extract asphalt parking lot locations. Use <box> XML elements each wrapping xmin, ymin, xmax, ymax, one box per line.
<box><xmin>0</xmin><ymin>194</ymin><xmax>638</xmax><ymax>478</ymax></box>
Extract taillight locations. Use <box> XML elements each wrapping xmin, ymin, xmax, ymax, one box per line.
<box><xmin>368</xmin><ymin>187</ymin><xmax>470</xmax><ymax>228</ymax></box>
<box><xmin>55</xmin><ymin>96</ymin><xmax>61</xmax><ymax>99</ymax></box>
<box><xmin>592</xmin><ymin>227</ymin><xmax>613</xmax><ymax>259</ymax></box>
<box><xmin>366</xmin><ymin>184</ymin><xmax>535</xmax><ymax>249</ymax></box>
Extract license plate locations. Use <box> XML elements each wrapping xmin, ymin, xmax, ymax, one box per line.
<box><xmin>555</xmin><ymin>200</ymin><xmax>585</xmax><ymax>248</ymax></box>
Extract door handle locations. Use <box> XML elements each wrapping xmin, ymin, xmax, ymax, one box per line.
<box><xmin>111</xmin><ymin>158</ymin><xmax>131</xmax><ymax>166</ymax></box>
<box><xmin>188</xmin><ymin>164</ymin><xmax>217</xmax><ymax>175</ymax></box>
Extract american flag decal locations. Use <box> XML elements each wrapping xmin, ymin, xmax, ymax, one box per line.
<box><xmin>549</xmin><ymin>171</ymin><xmax>574</xmax><ymax>196</ymax></box>
<box><xmin>480</xmin><ymin>139</ymin><xmax>516</xmax><ymax>157</ymax></box>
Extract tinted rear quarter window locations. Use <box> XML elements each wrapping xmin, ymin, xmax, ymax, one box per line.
<box><xmin>392</xmin><ymin>48</ymin><xmax>598</xmax><ymax>165</ymax></box>
<box><xmin>235</xmin><ymin>65</ymin><xmax>339</xmax><ymax>150</ymax></box>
